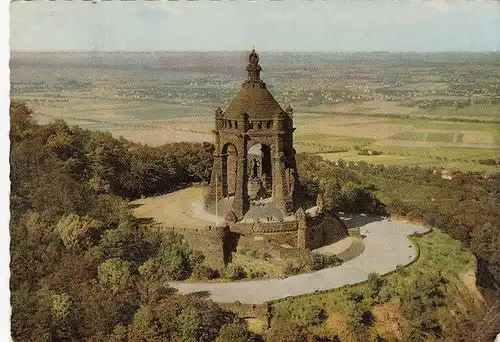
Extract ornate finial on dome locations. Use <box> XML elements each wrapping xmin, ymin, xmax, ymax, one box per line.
<box><xmin>215</xmin><ymin>106</ymin><xmax>223</xmax><ymax>117</ymax></box>
<box><xmin>246</xmin><ymin>48</ymin><xmax>262</xmax><ymax>83</ymax></box>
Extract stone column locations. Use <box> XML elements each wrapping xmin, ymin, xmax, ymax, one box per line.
<box><xmin>271</xmin><ymin>145</ymin><xmax>291</xmax><ymax>214</ymax></box>
<box><xmin>207</xmin><ymin>132</ymin><xmax>224</xmax><ymax>206</ymax></box>
<box><xmin>296</xmin><ymin>208</ymin><xmax>308</xmax><ymax>249</ymax></box>
<box><xmin>232</xmin><ymin>140</ymin><xmax>248</xmax><ymax>218</ymax></box>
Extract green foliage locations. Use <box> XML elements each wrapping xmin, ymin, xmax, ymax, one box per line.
<box><xmin>247</xmin><ymin>269</ymin><xmax>266</xmax><ymax>279</ymax></box>
<box><xmin>50</xmin><ymin>293</ymin><xmax>71</xmax><ymax>320</ymax></box>
<box><xmin>401</xmin><ymin>271</ymin><xmax>448</xmax><ymax>341</ymax></box>
<box><xmin>97</xmin><ymin>258</ymin><xmax>134</xmax><ymax>293</ymax></box>
<box><xmin>298</xmin><ymin>152</ymin><xmax>500</xmax><ymax>290</ymax></box>
<box><xmin>139</xmin><ymin>232</ymin><xmax>206</xmax><ymax>282</ymax></box>
<box><xmin>282</xmin><ymin>261</ymin><xmax>301</xmax><ymax>277</ymax></box>
<box><xmin>346</xmin><ymin>294</ymin><xmax>374</xmax><ymax>340</ymax></box>
<box><xmin>223</xmin><ymin>264</ymin><xmax>246</xmax><ymax>280</ymax></box>
<box><xmin>366</xmin><ymin>272</ymin><xmax>385</xmax><ymax>302</ymax></box>
<box><xmin>272</xmin><ymin>301</ymin><xmax>327</xmax><ymax>328</ymax></box>
<box><xmin>322</xmin><ymin>180</ymin><xmax>342</xmax><ymax>211</ymax></box>
<box><xmin>55</xmin><ymin>213</ymin><xmax>103</xmax><ymax>250</ymax></box>
<box><xmin>340</xmin><ymin>181</ymin><xmax>385</xmax><ymax>214</ymax></box>
<box><xmin>109</xmin><ymin>324</ymin><xmax>128</xmax><ymax>342</ymax></box>
<box><xmin>9</xmin><ymin>103</ymin><xmax>230</xmax><ymax>342</ymax></box>
<box><xmin>177</xmin><ymin>306</ymin><xmax>205</xmax><ymax>342</ymax></box>
<box><xmin>127</xmin><ymin>305</ymin><xmax>167</xmax><ymax>342</ymax></box>
<box><xmin>297</xmin><ymin>154</ymin><xmax>386</xmax><ymax>214</ymax></box>
<box><xmin>216</xmin><ymin>322</ymin><xmax>253</xmax><ymax>342</ymax></box>
<box><xmin>191</xmin><ymin>264</ymin><xmax>218</xmax><ymax>280</ymax></box>
<box><xmin>310</xmin><ymin>253</ymin><xmax>342</xmax><ymax>271</ymax></box>
<box><xmin>470</xmin><ymin>222</ymin><xmax>500</xmax><ymax>287</ymax></box>
<box><xmin>266</xmin><ymin>319</ymin><xmax>307</xmax><ymax>342</ymax></box>
<box><xmin>10</xmin><ymin>100</ymin><xmax>36</xmax><ymax>144</ymax></box>
<box><xmin>128</xmin><ymin>295</ymin><xmax>235</xmax><ymax>342</ymax></box>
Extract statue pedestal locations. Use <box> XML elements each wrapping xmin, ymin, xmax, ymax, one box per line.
<box><xmin>248</xmin><ymin>178</ymin><xmax>264</xmax><ymax>200</ymax></box>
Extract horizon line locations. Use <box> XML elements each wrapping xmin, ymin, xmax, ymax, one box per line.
<box><xmin>10</xmin><ymin>50</ymin><xmax>500</xmax><ymax>54</ymax></box>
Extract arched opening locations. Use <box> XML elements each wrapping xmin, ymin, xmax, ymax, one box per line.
<box><xmin>247</xmin><ymin>143</ymin><xmax>272</xmax><ymax>200</ymax></box>
<box><xmin>221</xmin><ymin>143</ymin><xmax>237</xmax><ymax>197</ymax></box>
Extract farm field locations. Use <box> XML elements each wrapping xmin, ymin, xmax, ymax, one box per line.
<box><xmin>10</xmin><ymin>51</ymin><xmax>500</xmax><ymax>173</ymax></box>
<box><xmin>25</xmin><ymin>99</ymin><xmax>500</xmax><ymax>173</ymax></box>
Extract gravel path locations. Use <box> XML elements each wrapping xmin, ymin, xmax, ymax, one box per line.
<box><xmin>170</xmin><ymin>219</ymin><xmax>429</xmax><ymax>304</ymax></box>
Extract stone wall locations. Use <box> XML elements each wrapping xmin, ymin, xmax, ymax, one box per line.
<box><xmin>253</xmin><ymin>230</ymin><xmax>298</xmax><ymax>247</ymax></box>
<box><xmin>232</xmin><ymin>220</ymin><xmax>298</xmax><ymax>234</ymax></box>
<box><xmin>304</xmin><ymin>214</ymin><xmax>349</xmax><ymax>250</ymax></box>
<box><xmin>151</xmin><ymin>224</ymin><xmax>230</xmax><ymax>271</ymax></box>
<box><xmin>144</xmin><ymin>212</ymin><xmax>347</xmax><ymax>272</ymax></box>
<box><xmin>231</xmin><ymin>213</ymin><xmax>348</xmax><ymax>250</ymax></box>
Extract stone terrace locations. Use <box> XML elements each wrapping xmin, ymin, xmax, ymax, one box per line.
<box><xmin>131</xmin><ymin>186</ymin><xmax>225</xmax><ymax>230</ymax></box>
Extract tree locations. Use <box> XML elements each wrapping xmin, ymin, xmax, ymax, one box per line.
<box><xmin>346</xmin><ymin>296</ymin><xmax>373</xmax><ymax>340</ymax></box>
<box><xmin>176</xmin><ymin>306</ymin><xmax>204</xmax><ymax>342</ymax></box>
<box><xmin>128</xmin><ymin>305</ymin><xmax>168</xmax><ymax>342</ymax></box>
<box><xmin>367</xmin><ymin>272</ymin><xmax>385</xmax><ymax>301</ymax></box>
<box><xmin>310</xmin><ymin>253</ymin><xmax>341</xmax><ymax>271</ymax></box>
<box><xmin>322</xmin><ymin>180</ymin><xmax>342</xmax><ymax>212</ymax></box>
<box><xmin>109</xmin><ymin>324</ymin><xmax>128</xmax><ymax>342</ymax></box>
<box><xmin>138</xmin><ymin>232</ymin><xmax>206</xmax><ymax>284</ymax></box>
<box><xmin>470</xmin><ymin>223</ymin><xmax>498</xmax><ymax>261</ymax></box>
<box><xmin>191</xmin><ymin>264</ymin><xmax>218</xmax><ymax>280</ymax></box>
<box><xmin>97</xmin><ymin>258</ymin><xmax>134</xmax><ymax>294</ymax></box>
<box><xmin>10</xmin><ymin>101</ymin><xmax>35</xmax><ymax>144</ymax></box>
<box><xmin>54</xmin><ymin>213</ymin><xmax>103</xmax><ymax>250</ymax></box>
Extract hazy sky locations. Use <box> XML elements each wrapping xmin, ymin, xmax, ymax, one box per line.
<box><xmin>10</xmin><ymin>0</ymin><xmax>500</xmax><ymax>52</ymax></box>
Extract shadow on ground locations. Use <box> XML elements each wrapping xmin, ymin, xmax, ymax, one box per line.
<box><xmin>339</xmin><ymin>213</ymin><xmax>385</xmax><ymax>229</ymax></box>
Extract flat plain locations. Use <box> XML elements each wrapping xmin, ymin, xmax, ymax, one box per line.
<box><xmin>11</xmin><ymin>51</ymin><xmax>500</xmax><ymax>173</ymax></box>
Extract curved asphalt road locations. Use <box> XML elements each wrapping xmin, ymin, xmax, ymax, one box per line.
<box><xmin>170</xmin><ymin>219</ymin><xmax>428</xmax><ymax>304</ymax></box>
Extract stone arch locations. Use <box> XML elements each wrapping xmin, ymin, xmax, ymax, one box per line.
<box><xmin>221</xmin><ymin>142</ymin><xmax>238</xmax><ymax>197</ymax></box>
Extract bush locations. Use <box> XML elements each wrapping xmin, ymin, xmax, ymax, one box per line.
<box><xmin>240</xmin><ymin>246</ymin><xmax>259</xmax><ymax>258</ymax></box>
<box><xmin>247</xmin><ymin>269</ymin><xmax>266</xmax><ymax>279</ymax></box>
<box><xmin>367</xmin><ymin>272</ymin><xmax>385</xmax><ymax>301</ymax></box>
<box><xmin>310</xmin><ymin>253</ymin><xmax>341</xmax><ymax>271</ymax></box>
<box><xmin>347</xmin><ymin>300</ymin><xmax>374</xmax><ymax>340</ymax></box>
<box><xmin>216</xmin><ymin>322</ymin><xmax>252</xmax><ymax>342</ymax></box>
<box><xmin>191</xmin><ymin>264</ymin><xmax>218</xmax><ymax>280</ymax></box>
<box><xmin>266</xmin><ymin>319</ymin><xmax>306</xmax><ymax>342</ymax></box>
<box><xmin>282</xmin><ymin>262</ymin><xmax>301</xmax><ymax>277</ymax></box>
<box><xmin>301</xmin><ymin>306</ymin><xmax>327</xmax><ymax>326</ymax></box>
<box><xmin>223</xmin><ymin>265</ymin><xmax>246</xmax><ymax>280</ymax></box>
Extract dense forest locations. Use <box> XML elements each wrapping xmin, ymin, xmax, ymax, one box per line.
<box><xmin>10</xmin><ymin>101</ymin><xmax>500</xmax><ymax>341</ymax></box>
<box><xmin>9</xmin><ymin>101</ymin><xmax>258</xmax><ymax>342</ymax></box>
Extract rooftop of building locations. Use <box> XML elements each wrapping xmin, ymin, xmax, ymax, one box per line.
<box><xmin>222</xmin><ymin>49</ymin><xmax>286</xmax><ymax>120</ymax></box>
